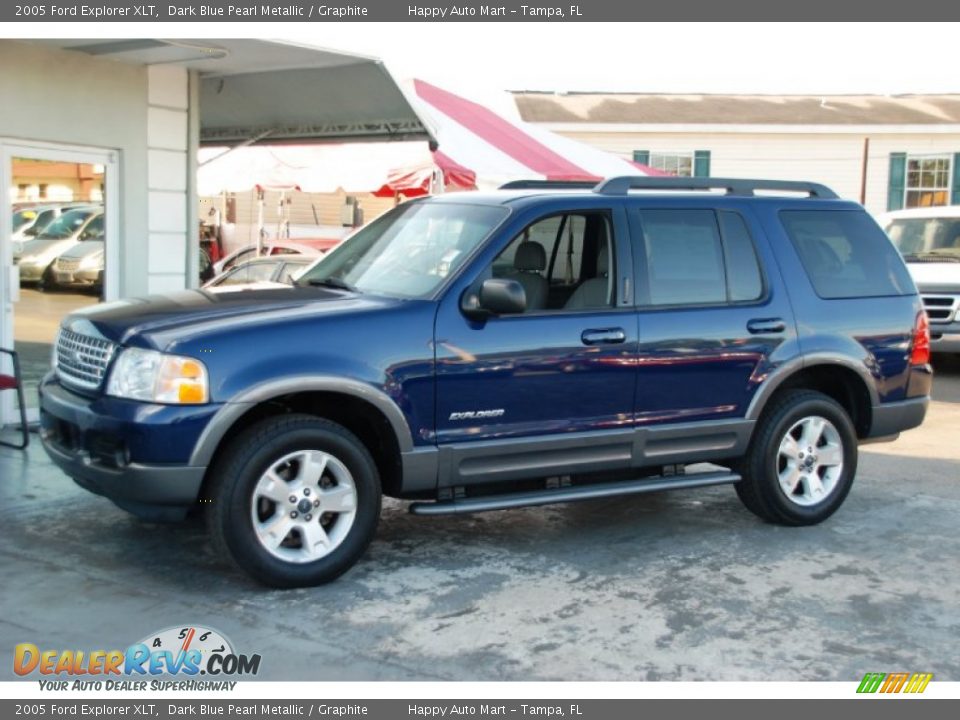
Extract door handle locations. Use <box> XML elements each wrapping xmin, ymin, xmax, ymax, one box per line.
<box><xmin>581</xmin><ymin>328</ymin><xmax>627</xmax><ymax>345</ymax></box>
<box><xmin>747</xmin><ymin>318</ymin><xmax>786</xmax><ymax>334</ymax></box>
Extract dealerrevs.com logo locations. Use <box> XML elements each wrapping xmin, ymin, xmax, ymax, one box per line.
<box><xmin>14</xmin><ymin>626</ymin><xmax>261</xmax><ymax>690</ymax></box>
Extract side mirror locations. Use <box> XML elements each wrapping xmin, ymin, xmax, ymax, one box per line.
<box><xmin>462</xmin><ymin>278</ymin><xmax>526</xmax><ymax>319</ymax></box>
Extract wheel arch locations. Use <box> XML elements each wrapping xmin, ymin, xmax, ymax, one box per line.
<box><xmin>747</xmin><ymin>355</ymin><xmax>877</xmax><ymax>438</ymax></box>
<box><xmin>191</xmin><ymin>377</ymin><xmax>414</xmax><ymax>498</ymax></box>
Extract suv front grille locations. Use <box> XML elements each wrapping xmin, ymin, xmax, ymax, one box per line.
<box><xmin>55</xmin><ymin>329</ymin><xmax>116</xmax><ymax>390</ymax></box>
<box><xmin>921</xmin><ymin>294</ymin><xmax>959</xmax><ymax>324</ymax></box>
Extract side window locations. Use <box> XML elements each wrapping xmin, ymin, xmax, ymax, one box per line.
<box><xmin>489</xmin><ymin>212</ymin><xmax>615</xmax><ymax>312</ymax></box>
<box><xmin>638</xmin><ymin>209</ymin><xmax>764</xmax><ymax>307</ymax></box>
<box><xmin>639</xmin><ymin>209</ymin><xmax>726</xmax><ymax>306</ymax></box>
<box><xmin>718</xmin><ymin>211</ymin><xmax>763</xmax><ymax>302</ymax></box>
<box><xmin>781</xmin><ymin>210</ymin><xmax>914</xmax><ymax>299</ymax></box>
<box><xmin>549</xmin><ymin>215</ymin><xmax>586</xmax><ymax>285</ymax></box>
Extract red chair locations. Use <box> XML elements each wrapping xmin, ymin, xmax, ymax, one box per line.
<box><xmin>0</xmin><ymin>348</ymin><xmax>29</xmax><ymax>449</ymax></box>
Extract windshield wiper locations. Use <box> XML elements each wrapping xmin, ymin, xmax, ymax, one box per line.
<box><xmin>903</xmin><ymin>253</ymin><xmax>960</xmax><ymax>263</ymax></box>
<box><xmin>302</xmin><ymin>277</ymin><xmax>361</xmax><ymax>292</ymax></box>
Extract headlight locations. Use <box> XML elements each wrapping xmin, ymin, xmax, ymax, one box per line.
<box><xmin>106</xmin><ymin>348</ymin><xmax>209</xmax><ymax>404</ymax></box>
<box><xmin>80</xmin><ymin>252</ymin><xmax>103</xmax><ymax>269</ymax></box>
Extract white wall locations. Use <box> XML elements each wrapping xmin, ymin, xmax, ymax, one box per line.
<box><xmin>0</xmin><ymin>40</ymin><xmax>150</xmax><ymax>296</ymax></box>
<box><xmin>146</xmin><ymin>65</ymin><xmax>190</xmax><ymax>294</ymax></box>
<box><xmin>556</xmin><ymin>129</ymin><xmax>960</xmax><ymax>217</ymax></box>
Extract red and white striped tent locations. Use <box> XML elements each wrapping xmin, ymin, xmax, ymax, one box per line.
<box><xmin>403</xmin><ymin>79</ymin><xmax>662</xmax><ymax>193</ymax></box>
<box><xmin>197</xmin><ymin>80</ymin><xmax>660</xmax><ymax>197</ymax></box>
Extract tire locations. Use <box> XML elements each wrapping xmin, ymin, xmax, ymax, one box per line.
<box><xmin>735</xmin><ymin>390</ymin><xmax>858</xmax><ymax>526</ymax></box>
<box><xmin>38</xmin><ymin>264</ymin><xmax>57</xmax><ymax>292</ymax></box>
<box><xmin>207</xmin><ymin>414</ymin><xmax>382</xmax><ymax>588</ymax></box>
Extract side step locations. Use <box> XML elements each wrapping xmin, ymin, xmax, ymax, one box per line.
<box><xmin>408</xmin><ymin>470</ymin><xmax>741</xmax><ymax>516</ymax></box>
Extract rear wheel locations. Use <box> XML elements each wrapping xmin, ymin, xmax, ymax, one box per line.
<box><xmin>736</xmin><ymin>390</ymin><xmax>857</xmax><ymax>526</ymax></box>
<box><xmin>207</xmin><ymin>414</ymin><xmax>381</xmax><ymax>587</ymax></box>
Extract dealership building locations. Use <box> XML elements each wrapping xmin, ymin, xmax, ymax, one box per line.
<box><xmin>0</xmin><ymin>38</ymin><xmax>431</xmax><ymax>426</ymax></box>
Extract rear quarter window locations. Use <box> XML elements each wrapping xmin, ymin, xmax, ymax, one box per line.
<box><xmin>780</xmin><ymin>210</ymin><xmax>915</xmax><ymax>299</ymax></box>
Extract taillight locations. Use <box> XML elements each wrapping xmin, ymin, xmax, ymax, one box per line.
<box><xmin>911</xmin><ymin>311</ymin><xmax>930</xmax><ymax>366</ymax></box>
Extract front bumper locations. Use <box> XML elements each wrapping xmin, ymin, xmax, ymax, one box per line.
<box><xmin>39</xmin><ymin>374</ymin><xmax>219</xmax><ymax>521</ymax></box>
<box><xmin>54</xmin><ymin>267</ymin><xmax>100</xmax><ymax>286</ymax></box>
<box><xmin>19</xmin><ymin>262</ymin><xmax>46</xmax><ymax>282</ymax></box>
<box><xmin>929</xmin><ymin>320</ymin><xmax>960</xmax><ymax>353</ymax></box>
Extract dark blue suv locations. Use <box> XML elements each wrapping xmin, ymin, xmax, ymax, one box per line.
<box><xmin>39</xmin><ymin>177</ymin><xmax>932</xmax><ymax>587</ymax></box>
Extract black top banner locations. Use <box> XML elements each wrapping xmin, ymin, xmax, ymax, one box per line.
<box><xmin>5</xmin><ymin>0</ymin><xmax>960</xmax><ymax>22</ymax></box>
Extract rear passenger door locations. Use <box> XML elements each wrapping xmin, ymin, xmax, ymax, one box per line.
<box><xmin>629</xmin><ymin>206</ymin><xmax>795</xmax><ymax>425</ymax></box>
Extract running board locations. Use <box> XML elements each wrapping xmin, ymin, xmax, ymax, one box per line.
<box><xmin>408</xmin><ymin>470</ymin><xmax>741</xmax><ymax>516</ymax></box>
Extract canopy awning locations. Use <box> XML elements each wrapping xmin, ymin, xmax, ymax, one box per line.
<box><xmin>411</xmin><ymin>80</ymin><xmax>664</xmax><ymax>189</ymax></box>
<box><xmin>197</xmin><ymin>79</ymin><xmax>661</xmax><ymax>197</ymax></box>
<box><xmin>33</xmin><ymin>39</ymin><xmax>433</xmax><ymax>146</ymax></box>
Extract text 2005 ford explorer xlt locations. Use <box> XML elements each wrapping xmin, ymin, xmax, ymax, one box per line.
<box><xmin>40</xmin><ymin>177</ymin><xmax>931</xmax><ymax>587</ymax></box>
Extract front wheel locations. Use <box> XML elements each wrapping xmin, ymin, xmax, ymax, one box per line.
<box><xmin>735</xmin><ymin>390</ymin><xmax>858</xmax><ymax>526</ymax></box>
<box><xmin>207</xmin><ymin>414</ymin><xmax>382</xmax><ymax>587</ymax></box>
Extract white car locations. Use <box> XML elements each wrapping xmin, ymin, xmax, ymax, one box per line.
<box><xmin>203</xmin><ymin>255</ymin><xmax>317</xmax><ymax>293</ymax></box>
<box><xmin>212</xmin><ymin>239</ymin><xmax>339</xmax><ymax>276</ymax></box>
<box><xmin>879</xmin><ymin>206</ymin><xmax>960</xmax><ymax>353</ymax></box>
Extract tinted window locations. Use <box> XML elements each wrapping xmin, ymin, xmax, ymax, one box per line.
<box><xmin>639</xmin><ymin>209</ymin><xmax>727</xmax><ymax>306</ymax></box>
<box><xmin>719</xmin><ymin>211</ymin><xmax>763</xmax><ymax>302</ymax></box>
<box><xmin>781</xmin><ymin>210</ymin><xmax>915</xmax><ymax>299</ymax></box>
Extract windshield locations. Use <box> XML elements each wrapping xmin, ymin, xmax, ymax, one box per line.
<box><xmin>885</xmin><ymin>217</ymin><xmax>960</xmax><ymax>262</ymax></box>
<box><xmin>37</xmin><ymin>208</ymin><xmax>95</xmax><ymax>240</ymax></box>
<box><xmin>296</xmin><ymin>202</ymin><xmax>508</xmax><ymax>298</ymax></box>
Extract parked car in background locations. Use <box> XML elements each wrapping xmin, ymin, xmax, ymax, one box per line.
<box><xmin>11</xmin><ymin>202</ymin><xmax>90</xmax><ymax>254</ymax></box>
<box><xmin>15</xmin><ymin>206</ymin><xmax>102</xmax><ymax>286</ymax></box>
<box><xmin>203</xmin><ymin>255</ymin><xmax>316</xmax><ymax>293</ymax></box>
<box><xmin>213</xmin><ymin>238</ymin><xmax>340</xmax><ymax>275</ymax></box>
<box><xmin>51</xmin><ymin>214</ymin><xmax>106</xmax><ymax>293</ymax></box>
<box><xmin>880</xmin><ymin>206</ymin><xmax>960</xmax><ymax>353</ymax></box>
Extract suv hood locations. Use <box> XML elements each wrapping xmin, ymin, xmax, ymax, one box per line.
<box><xmin>62</xmin><ymin>287</ymin><xmax>405</xmax><ymax>347</ymax></box>
<box><xmin>906</xmin><ymin>261</ymin><xmax>960</xmax><ymax>290</ymax></box>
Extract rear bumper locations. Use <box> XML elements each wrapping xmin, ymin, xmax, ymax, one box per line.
<box><xmin>867</xmin><ymin>396</ymin><xmax>929</xmax><ymax>440</ymax></box>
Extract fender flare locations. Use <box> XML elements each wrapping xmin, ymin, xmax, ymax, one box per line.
<box><xmin>189</xmin><ymin>375</ymin><xmax>414</xmax><ymax>467</ymax></box>
<box><xmin>745</xmin><ymin>353</ymin><xmax>880</xmax><ymax>422</ymax></box>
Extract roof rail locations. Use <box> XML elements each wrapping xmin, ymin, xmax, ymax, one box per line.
<box><xmin>498</xmin><ymin>180</ymin><xmax>599</xmax><ymax>190</ymax></box>
<box><xmin>592</xmin><ymin>176</ymin><xmax>839</xmax><ymax>199</ymax></box>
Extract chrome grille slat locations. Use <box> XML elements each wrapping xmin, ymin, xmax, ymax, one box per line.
<box><xmin>921</xmin><ymin>294</ymin><xmax>959</xmax><ymax>325</ymax></box>
<box><xmin>56</xmin><ymin>329</ymin><xmax>116</xmax><ymax>390</ymax></box>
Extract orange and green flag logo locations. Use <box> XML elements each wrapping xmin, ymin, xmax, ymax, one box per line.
<box><xmin>857</xmin><ymin>672</ymin><xmax>933</xmax><ymax>694</ymax></box>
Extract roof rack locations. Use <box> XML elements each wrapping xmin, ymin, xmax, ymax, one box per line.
<box><xmin>498</xmin><ymin>180</ymin><xmax>600</xmax><ymax>190</ymax></box>
<box><xmin>592</xmin><ymin>176</ymin><xmax>838</xmax><ymax>199</ymax></box>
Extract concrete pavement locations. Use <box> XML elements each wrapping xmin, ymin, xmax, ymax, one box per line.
<box><xmin>1</xmin><ymin>360</ymin><xmax>958</xmax><ymax>681</ymax></box>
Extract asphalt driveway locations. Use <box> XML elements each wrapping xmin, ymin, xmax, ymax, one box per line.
<box><xmin>1</xmin><ymin>357</ymin><xmax>958</xmax><ymax>681</ymax></box>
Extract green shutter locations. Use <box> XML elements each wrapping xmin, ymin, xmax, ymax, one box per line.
<box><xmin>633</xmin><ymin>150</ymin><xmax>650</xmax><ymax>165</ymax></box>
<box><xmin>887</xmin><ymin>152</ymin><xmax>907</xmax><ymax>211</ymax></box>
<box><xmin>952</xmin><ymin>153</ymin><xmax>960</xmax><ymax>205</ymax></box>
<box><xmin>694</xmin><ymin>150</ymin><xmax>711</xmax><ymax>177</ymax></box>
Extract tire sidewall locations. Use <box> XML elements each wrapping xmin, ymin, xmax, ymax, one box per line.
<box><xmin>215</xmin><ymin>420</ymin><xmax>381</xmax><ymax>587</ymax></box>
<box><xmin>757</xmin><ymin>395</ymin><xmax>858</xmax><ymax>524</ymax></box>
